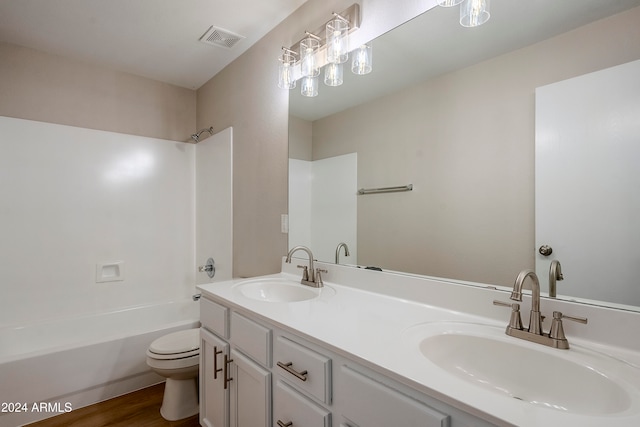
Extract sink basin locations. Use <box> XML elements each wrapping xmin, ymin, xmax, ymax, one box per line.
<box><xmin>232</xmin><ymin>277</ymin><xmax>335</xmax><ymax>302</ymax></box>
<box><xmin>403</xmin><ymin>322</ymin><xmax>640</xmax><ymax>415</ymax></box>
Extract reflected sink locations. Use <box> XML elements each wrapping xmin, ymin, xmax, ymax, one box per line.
<box><xmin>232</xmin><ymin>277</ymin><xmax>335</xmax><ymax>302</ymax></box>
<box><xmin>403</xmin><ymin>322</ymin><xmax>640</xmax><ymax>415</ymax></box>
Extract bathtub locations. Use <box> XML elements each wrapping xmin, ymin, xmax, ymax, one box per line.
<box><xmin>0</xmin><ymin>299</ymin><xmax>200</xmax><ymax>426</ymax></box>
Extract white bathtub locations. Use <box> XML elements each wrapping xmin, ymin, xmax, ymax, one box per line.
<box><xmin>0</xmin><ymin>300</ymin><xmax>200</xmax><ymax>427</ymax></box>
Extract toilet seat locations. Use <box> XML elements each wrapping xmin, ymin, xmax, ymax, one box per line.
<box><xmin>147</xmin><ymin>328</ymin><xmax>200</xmax><ymax>361</ymax></box>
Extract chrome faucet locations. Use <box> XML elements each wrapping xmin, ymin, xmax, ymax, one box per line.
<box><xmin>548</xmin><ymin>260</ymin><xmax>564</xmax><ymax>298</ymax></box>
<box><xmin>285</xmin><ymin>245</ymin><xmax>325</xmax><ymax>287</ymax></box>
<box><xmin>335</xmin><ymin>242</ymin><xmax>350</xmax><ymax>264</ymax></box>
<box><xmin>510</xmin><ymin>269</ymin><xmax>543</xmax><ymax>335</ymax></box>
<box><xmin>493</xmin><ymin>269</ymin><xmax>587</xmax><ymax>349</ymax></box>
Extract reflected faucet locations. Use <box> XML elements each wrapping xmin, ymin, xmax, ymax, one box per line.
<box><xmin>335</xmin><ymin>242</ymin><xmax>350</xmax><ymax>264</ymax></box>
<box><xmin>549</xmin><ymin>260</ymin><xmax>564</xmax><ymax>298</ymax></box>
<box><xmin>510</xmin><ymin>269</ymin><xmax>543</xmax><ymax>335</ymax></box>
<box><xmin>286</xmin><ymin>245</ymin><xmax>324</xmax><ymax>287</ymax></box>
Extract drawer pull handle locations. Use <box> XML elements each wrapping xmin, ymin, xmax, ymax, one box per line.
<box><xmin>277</xmin><ymin>361</ymin><xmax>308</xmax><ymax>381</ymax></box>
<box><xmin>277</xmin><ymin>421</ymin><xmax>293</xmax><ymax>427</ymax></box>
<box><xmin>224</xmin><ymin>354</ymin><xmax>234</xmax><ymax>389</ymax></box>
<box><xmin>213</xmin><ymin>346</ymin><xmax>223</xmax><ymax>379</ymax></box>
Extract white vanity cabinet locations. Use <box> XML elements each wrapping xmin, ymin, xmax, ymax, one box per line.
<box><xmin>200</xmin><ymin>298</ymin><xmax>272</xmax><ymax>427</ymax></box>
<box><xmin>199</xmin><ymin>294</ymin><xmax>498</xmax><ymax>427</ymax></box>
<box><xmin>273</xmin><ymin>334</ymin><xmax>333</xmax><ymax>427</ymax></box>
<box><xmin>337</xmin><ymin>365</ymin><xmax>450</xmax><ymax>427</ymax></box>
<box><xmin>200</xmin><ymin>328</ymin><xmax>230</xmax><ymax>427</ymax></box>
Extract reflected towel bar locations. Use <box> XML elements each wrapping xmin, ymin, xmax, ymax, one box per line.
<box><xmin>358</xmin><ymin>184</ymin><xmax>413</xmax><ymax>195</ymax></box>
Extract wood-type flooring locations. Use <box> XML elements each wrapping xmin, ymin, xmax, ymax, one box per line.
<box><xmin>27</xmin><ymin>383</ymin><xmax>200</xmax><ymax>427</ymax></box>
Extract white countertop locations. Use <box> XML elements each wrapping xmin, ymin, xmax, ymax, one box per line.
<box><xmin>197</xmin><ymin>260</ymin><xmax>640</xmax><ymax>427</ymax></box>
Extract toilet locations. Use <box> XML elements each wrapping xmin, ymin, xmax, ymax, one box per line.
<box><xmin>146</xmin><ymin>328</ymin><xmax>200</xmax><ymax>421</ymax></box>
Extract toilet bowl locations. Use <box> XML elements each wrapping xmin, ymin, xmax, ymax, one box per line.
<box><xmin>146</xmin><ymin>328</ymin><xmax>200</xmax><ymax>421</ymax></box>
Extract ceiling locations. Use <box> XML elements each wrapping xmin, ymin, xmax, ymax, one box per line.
<box><xmin>0</xmin><ymin>0</ymin><xmax>309</xmax><ymax>89</ymax></box>
<box><xmin>290</xmin><ymin>0</ymin><xmax>640</xmax><ymax>121</ymax></box>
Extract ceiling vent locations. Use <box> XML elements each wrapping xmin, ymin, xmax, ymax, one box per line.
<box><xmin>199</xmin><ymin>26</ymin><xmax>245</xmax><ymax>49</ymax></box>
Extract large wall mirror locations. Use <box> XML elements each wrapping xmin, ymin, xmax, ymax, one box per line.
<box><xmin>288</xmin><ymin>0</ymin><xmax>640</xmax><ymax>311</ymax></box>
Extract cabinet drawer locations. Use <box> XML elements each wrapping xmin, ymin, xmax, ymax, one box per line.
<box><xmin>274</xmin><ymin>380</ymin><xmax>330</xmax><ymax>427</ymax></box>
<box><xmin>339</xmin><ymin>366</ymin><xmax>450</xmax><ymax>427</ymax></box>
<box><xmin>230</xmin><ymin>311</ymin><xmax>272</xmax><ymax>367</ymax></box>
<box><xmin>274</xmin><ymin>335</ymin><xmax>331</xmax><ymax>404</ymax></box>
<box><xmin>200</xmin><ymin>297</ymin><xmax>228</xmax><ymax>338</ymax></box>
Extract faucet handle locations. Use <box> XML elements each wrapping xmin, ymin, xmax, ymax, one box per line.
<box><xmin>315</xmin><ymin>268</ymin><xmax>327</xmax><ymax>287</ymax></box>
<box><xmin>296</xmin><ymin>265</ymin><xmax>309</xmax><ymax>281</ymax></box>
<box><xmin>493</xmin><ymin>300</ymin><xmax>523</xmax><ymax>330</ymax></box>
<box><xmin>549</xmin><ymin>311</ymin><xmax>588</xmax><ymax>340</ymax></box>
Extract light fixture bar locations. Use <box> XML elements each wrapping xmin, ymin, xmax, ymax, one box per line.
<box><xmin>287</xmin><ymin>3</ymin><xmax>360</xmax><ymax>56</ymax></box>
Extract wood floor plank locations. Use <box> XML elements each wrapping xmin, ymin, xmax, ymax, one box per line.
<box><xmin>28</xmin><ymin>383</ymin><xmax>200</xmax><ymax>427</ymax></box>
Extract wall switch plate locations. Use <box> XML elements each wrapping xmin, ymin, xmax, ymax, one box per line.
<box><xmin>281</xmin><ymin>214</ymin><xmax>289</xmax><ymax>233</ymax></box>
<box><xmin>96</xmin><ymin>261</ymin><xmax>125</xmax><ymax>283</ymax></box>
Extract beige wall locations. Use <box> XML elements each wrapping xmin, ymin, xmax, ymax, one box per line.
<box><xmin>0</xmin><ymin>42</ymin><xmax>195</xmax><ymax>141</ymax></box>
<box><xmin>196</xmin><ymin>0</ymin><xmax>435</xmax><ymax>277</ymax></box>
<box><xmin>310</xmin><ymin>7</ymin><xmax>640</xmax><ymax>286</ymax></box>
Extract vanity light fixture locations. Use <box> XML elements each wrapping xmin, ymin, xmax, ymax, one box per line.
<box><xmin>277</xmin><ymin>3</ymin><xmax>368</xmax><ymax>97</ymax></box>
<box><xmin>300</xmin><ymin>33</ymin><xmax>321</xmax><ymax>78</ymax></box>
<box><xmin>277</xmin><ymin>48</ymin><xmax>297</xmax><ymax>89</ymax></box>
<box><xmin>460</xmin><ymin>0</ymin><xmax>491</xmax><ymax>27</ymax></box>
<box><xmin>326</xmin><ymin>13</ymin><xmax>350</xmax><ymax>64</ymax></box>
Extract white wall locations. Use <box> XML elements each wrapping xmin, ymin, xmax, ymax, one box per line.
<box><xmin>196</xmin><ymin>128</ymin><xmax>233</xmax><ymax>284</ymax></box>
<box><xmin>289</xmin><ymin>153</ymin><xmax>357</xmax><ymax>264</ymax></box>
<box><xmin>0</xmin><ymin>116</ymin><xmax>196</xmax><ymax>327</ymax></box>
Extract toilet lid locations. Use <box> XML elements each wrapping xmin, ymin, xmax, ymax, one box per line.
<box><xmin>149</xmin><ymin>328</ymin><xmax>200</xmax><ymax>355</ymax></box>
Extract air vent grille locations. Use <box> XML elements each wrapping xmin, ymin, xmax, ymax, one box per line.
<box><xmin>199</xmin><ymin>26</ymin><xmax>245</xmax><ymax>49</ymax></box>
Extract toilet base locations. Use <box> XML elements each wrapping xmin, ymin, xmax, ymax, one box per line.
<box><xmin>159</xmin><ymin>377</ymin><xmax>199</xmax><ymax>421</ymax></box>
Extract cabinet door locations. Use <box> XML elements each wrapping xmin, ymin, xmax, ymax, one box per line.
<box><xmin>274</xmin><ymin>380</ymin><xmax>331</xmax><ymax>427</ymax></box>
<box><xmin>338</xmin><ymin>366</ymin><xmax>450</xmax><ymax>427</ymax></box>
<box><xmin>229</xmin><ymin>349</ymin><xmax>272</xmax><ymax>427</ymax></box>
<box><xmin>200</xmin><ymin>328</ymin><xmax>229</xmax><ymax>427</ymax></box>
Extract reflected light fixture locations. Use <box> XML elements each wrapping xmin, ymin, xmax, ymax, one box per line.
<box><xmin>301</xmin><ymin>75</ymin><xmax>319</xmax><ymax>97</ymax></box>
<box><xmin>351</xmin><ymin>43</ymin><xmax>372</xmax><ymax>75</ymax></box>
<box><xmin>324</xmin><ymin>62</ymin><xmax>344</xmax><ymax>86</ymax></box>
<box><xmin>460</xmin><ymin>0</ymin><xmax>491</xmax><ymax>27</ymax></box>
<box><xmin>276</xmin><ymin>3</ymin><xmax>368</xmax><ymax>98</ymax></box>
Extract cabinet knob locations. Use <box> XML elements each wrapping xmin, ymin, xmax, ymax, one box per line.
<box><xmin>277</xmin><ymin>421</ymin><xmax>293</xmax><ymax>427</ymax></box>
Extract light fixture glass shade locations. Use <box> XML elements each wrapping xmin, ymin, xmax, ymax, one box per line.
<box><xmin>324</xmin><ymin>63</ymin><xmax>343</xmax><ymax>86</ymax></box>
<box><xmin>277</xmin><ymin>52</ymin><xmax>296</xmax><ymax>89</ymax></box>
<box><xmin>460</xmin><ymin>0</ymin><xmax>490</xmax><ymax>27</ymax></box>
<box><xmin>351</xmin><ymin>43</ymin><xmax>372</xmax><ymax>75</ymax></box>
<box><xmin>437</xmin><ymin>0</ymin><xmax>464</xmax><ymax>7</ymax></box>
<box><xmin>326</xmin><ymin>18</ymin><xmax>349</xmax><ymax>64</ymax></box>
<box><xmin>301</xmin><ymin>76</ymin><xmax>319</xmax><ymax>97</ymax></box>
<box><xmin>300</xmin><ymin>37</ymin><xmax>320</xmax><ymax>77</ymax></box>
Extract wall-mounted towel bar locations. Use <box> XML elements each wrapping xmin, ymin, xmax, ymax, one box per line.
<box><xmin>357</xmin><ymin>184</ymin><xmax>413</xmax><ymax>195</ymax></box>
